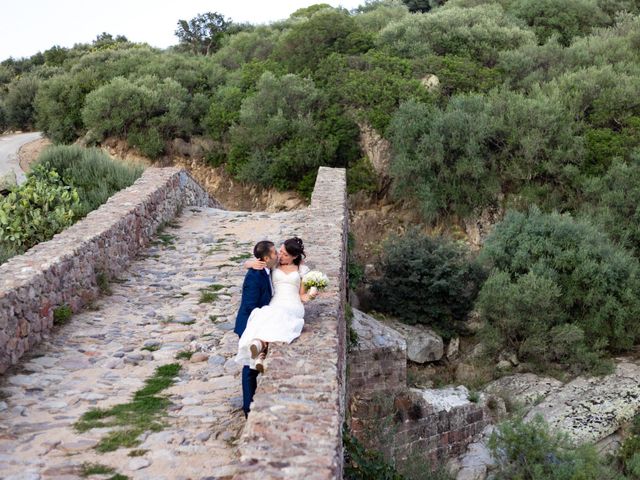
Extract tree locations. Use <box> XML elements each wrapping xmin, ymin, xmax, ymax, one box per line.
<box><xmin>401</xmin><ymin>0</ymin><xmax>446</xmax><ymax>13</ymax></box>
<box><xmin>175</xmin><ymin>12</ymin><xmax>231</xmax><ymax>55</ymax></box>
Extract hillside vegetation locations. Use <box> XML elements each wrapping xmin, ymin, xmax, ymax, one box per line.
<box><xmin>2</xmin><ymin>0</ymin><xmax>640</xmax><ymax>374</ymax></box>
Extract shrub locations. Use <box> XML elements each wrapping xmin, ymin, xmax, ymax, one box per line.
<box><xmin>477</xmin><ymin>207</ymin><xmax>640</xmax><ymax>373</ymax></box>
<box><xmin>489</xmin><ymin>415</ymin><xmax>616</xmax><ymax>480</ymax></box>
<box><xmin>35</xmin><ymin>70</ymin><xmax>99</xmax><ymax>144</ymax></box>
<box><xmin>228</xmin><ymin>71</ymin><xmax>354</xmax><ymax>191</ymax></box>
<box><xmin>274</xmin><ymin>8</ymin><xmax>374</xmax><ymax>74</ymax></box>
<box><xmin>422</xmin><ymin>54</ymin><xmax>503</xmax><ymax>96</ymax></box>
<box><xmin>510</xmin><ymin>0</ymin><xmax>610</xmax><ymax>46</ymax></box>
<box><xmin>36</xmin><ymin>145</ymin><xmax>143</xmax><ymax>218</ymax></box>
<box><xmin>370</xmin><ymin>229</ymin><xmax>486</xmax><ymax>334</ymax></box>
<box><xmin>0</xmin><ymin>165</ymin><xmax>79</xmax><ymax>253</ymax></box>
<box><xmin>315</xmin><ymin>52</ymin><xmax>433</xmax><ymax>134</ymax></box>
<box><xmin>4</xmin><ymin>75</ymin><xmax>40</xmax><ymax>130</ymax></box>
<box><xmin>581</xmin><ymin>154</ymin><xmax>640</xmax><ymax>257</ymax></box>
<box><xmin>53</xmin><ymin>305</ymin><xmax>73</xmax><ymax>325</ymax></box>
<box><xmin>543</xmin><ymin>64</ymin><xmax>640</xmax><ymax>131</ymax></box>
<box><xmin>388</xmin><ymin>90</ymin><xmax>583</xmax><ymax>221</ymax></box>
<box><xmin>347</xmin><ymin>157</ymin><xmax>378</xmax><ymax>195</ymax></box>
<box><xmin>377</xmin><ymin>4</ymin><xmax>536</xmax><ymax>66</ymax></box>
<box><xmin>82</xmin><ymin>75</ymin><xmax>193</xmax><ymax>158</ymax></box>
<box><xmin>353</xmin><ymin>1</ymin><xmax>411</xmax><ymax>33</ymax></box>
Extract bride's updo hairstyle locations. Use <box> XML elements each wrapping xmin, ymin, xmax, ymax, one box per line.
<box><xmin>284</xmin><ymin>237</ymin><xmax>306</xmax><ymax>266</ymax></box>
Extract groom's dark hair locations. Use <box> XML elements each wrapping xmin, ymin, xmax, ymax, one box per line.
<box><xmin>253</xmin><ymin>240</ymin><xmax>274</xmax><ymax>260</ymax></box>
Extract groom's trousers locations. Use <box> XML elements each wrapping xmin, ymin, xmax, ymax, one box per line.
<box><xmin>242</xmin><ymin>365</ymin><xmax>260</xmax><ymax>417</ymax></box>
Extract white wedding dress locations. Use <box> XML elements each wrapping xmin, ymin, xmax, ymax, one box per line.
<box><xmin>235</xmin><ymin>265</ymin><xmax>310</xmax><ymax>366</ymax></box>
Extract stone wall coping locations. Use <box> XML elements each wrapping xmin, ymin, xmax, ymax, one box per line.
<box><xmin>234</xmin><ymin>167</ymin><xmax>348</xmax><ymax>479</ymax></box>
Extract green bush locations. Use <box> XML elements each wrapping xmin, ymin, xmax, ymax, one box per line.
<box><xmin>35</xmin><ymin>70</ymin><xmax>99</xmax><ymax>144</ymax></box>
<box><xmin>0</xmin><ymin>165</ymin><xmax>79</xmax><ymax>252</ymax></box>
<box><xmin>228</xmin><ymin>71</ymin><xmax>356</xmax><ymax>191</ymax></box>
<box><xmin>422</xmin><ymin>54</ymin><xmax>503</xmax><ymax>96</ymax></box>
<box><xmin>274</xmin><ymin>8</ymin><xmax>374</xmax><ymax>74</ymax></box>
<box><xmin>36</xmin><ymin>145</ymin><xmax>143</xmax><ymax>218</ymax></box>
<box><xmin>581</xmin><ymin>154</ymin><xmax>640</xmax><ymax>257</ymax></box>
<box><xmin>82</xmin><ymin>76</ymin><xmax>192</xmax><ymax>158</ymax></box>
<box><xmin>477</xmin><ymin>207</ymin><xmax>640</xmax><ymax>373</ymax></box>
<box><xmin>370</xmin><ymin>229</ymin><xmax>486</xmax><ymax>335</ymax></box>
<box><xmin>347</xmin><ymin>157</ymin><xmax>378</xmax><ymax>195</ymax></box>
<box><xmin>489</xmin><ymin>415</ymin><xmax>617</xmax><ymax>480</ymax></box>
<box><xmin>4</xmin><ymin>75</ymin><xmax>40</xmax><ymax>130</ymax></box>
<box><xmin>510</xmin><ymin>0</ymin><xmax>610</xmax><ymax>46</ymax></box>
<box><xmin>388</xmin><ymin>90</ymin><xmax>583</xmax><ymax>221</ymax></box>
<box><xmin>315</xmin><ymin>51</ymin><xmax>433</xmax><ymax>133</ymax></box>
<box><xmin>378</xmin><ymin>4</ymin><xmax>536</xmax><ymax>66</ymax></box>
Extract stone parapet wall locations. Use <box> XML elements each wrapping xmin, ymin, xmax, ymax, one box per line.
<box><xmin>349</xmin><ymin>310</ymin><xmax>488</xmax><ymax>469</ymax></box>
<box><xmin>0</xmin><ymin>168</ymin><xmax>218</xmax><ymax>373</ymax></box>
<box><xmin>234</xmin><ymin>167</ymin><xmax>348</xmax><ymax>479</ymax></box>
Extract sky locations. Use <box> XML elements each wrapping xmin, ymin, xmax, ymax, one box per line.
<box><xmin>0</xmin><ymin>0</ymin><xmax>365</xmax><ymax>61</ymax></box>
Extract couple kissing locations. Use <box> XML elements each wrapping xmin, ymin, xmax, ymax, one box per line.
<box><xmin>232</xmin><ymin>237</ymin><xmax>318</xmax><ymax>418</ymax></box>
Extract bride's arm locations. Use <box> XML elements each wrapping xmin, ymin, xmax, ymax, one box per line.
<box><xmin>243</xmin><ymin>258</ymin><xmax>266</xmax><ymax>269</ymax></box>
<box><xmin>299</xmin><ymin>266</ymin><xmax>316</xmax><ymax>302</ymax></box>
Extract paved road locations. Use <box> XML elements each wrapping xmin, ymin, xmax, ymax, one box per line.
<box><xmin>0</xmin><ymin>132</ymin><xmax>42</xmax><ymax>185</ymax></box>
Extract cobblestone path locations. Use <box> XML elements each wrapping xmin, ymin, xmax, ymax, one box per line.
<box><xmin>0</xmin><ymin>206</ymin><xmax>308</xmax><ymax>480</ymax></box>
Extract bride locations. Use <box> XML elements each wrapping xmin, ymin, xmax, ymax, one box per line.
<box><xmin>234</xmin><ymin>237</ymin><xmax>316</xmax><ymax>372</ymax></box>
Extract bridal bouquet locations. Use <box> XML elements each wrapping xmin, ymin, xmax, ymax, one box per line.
<box><xmin>303</xmin><ymin>270</ymin><xmax>329</xmax><ymax>297</ymax></box>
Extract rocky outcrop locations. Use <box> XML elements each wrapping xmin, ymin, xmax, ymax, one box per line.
<box><xmin>484</xmin><ymin>373</ymin><xmax>563</xmax><ymax>407</ymax></box>
<box><xmin>384</xmin><ymin>319</ymin><xmax>444</xmax><ymax>363</ymax></box>
<box><xmin>357</xmin><ymin>121</ymin><xmax>392</xmax><ymax>183</ymax></box>
<box><xmin>525</xmin><ymin>361</ymin><xmax>640</xmax><ymax>445</ymax></box>
<box><xmin>462</xmin><ymin>203</ymin><xmax>504</xmax><ymax>249</ymax></box>
<box><xmin>421</xmin><ymin>74</ymin><xmax>440</xmax><ymax>92</ymax></box>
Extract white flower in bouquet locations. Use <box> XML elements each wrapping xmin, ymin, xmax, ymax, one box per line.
<box><xmin>303</xmin><ymin>270</ymin><xmax>329</xmax><ymax>297</ymax></box>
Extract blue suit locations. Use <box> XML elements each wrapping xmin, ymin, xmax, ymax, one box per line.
<box><xmin>234</xmin><ymin>268</ymin><xmax>272</xmax><ymax>416</ymax></box>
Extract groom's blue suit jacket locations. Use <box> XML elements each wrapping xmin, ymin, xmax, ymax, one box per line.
<box><xmin>234</xmin><ymin>268</ymin><xmax>272</xmax><ymax>337</ymax></box>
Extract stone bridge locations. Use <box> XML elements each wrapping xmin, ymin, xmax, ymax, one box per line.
<box><xmin>0</xmin><ymin>167</ymin><xmax>347</xmax><ymax>479</ymax></box>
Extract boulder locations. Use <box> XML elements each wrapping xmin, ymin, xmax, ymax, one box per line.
<box><xmin>483</xmin><ymin>373</ymin><xmax>562</xmax><ymax>407</ymax></box>
<box><xmin>384</xmin><ymin>320</ymin><xmax>443</xmax><ymax>363</ymax></box>
<box><xmin>350</xmin><ymin>309</ymin><xmax>406</xmax><ymax>352</ymax></box>
<box><xmin>525</xmin><ymin>361</ymin><xmax>640</xmax><ymax>445</ymax></box>
<box><xmin>447</xmin><ymin>337</ymin><xmax>460</xmax><ymax>359</ymax></box>
<box><xmin>420</xmin><ymin>74</ymin><xmax>440</xmax><ymax>92</ymax></box>
<box><xmin>0</xmin><ymin>170</ymin><xmax>17</xmax><ymax>193</ymax></box>
<box><xmin>414</xmin><ymin>385</ymin><xmax>472</xmax><ymax>412</ymax></box>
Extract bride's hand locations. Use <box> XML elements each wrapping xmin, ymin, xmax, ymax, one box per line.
<box><xmin>244</xmin><ymin>259</ymin><xmax>266</xmax><ymax>270</ymax></box>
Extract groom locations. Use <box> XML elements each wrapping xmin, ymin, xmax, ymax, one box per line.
<box><xmin>234</xmin><ymin>240</ymin><xmax>278</xmax><ymax>418</ymax></box>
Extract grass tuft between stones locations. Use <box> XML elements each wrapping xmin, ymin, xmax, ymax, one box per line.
<box><xmin>53</xmin><ymin>305</ymin><xmax>72</xmax><ymax>326</ymax></box>
<box><xmin>128</xmin><ymin>449</ymin><xmax>148</xmax><ymax>457</ymax></box>
<box><xmin>229</xmin><ymin>253</ymin><xmax>252</xmax><ymax>262</ymax></box>
<box><xmin>175</xmin><ymin>351</ymin><xmax>193</xmax><ymax>360</ymax></box>
<box><xmin>80</xmin><ymin>462</ymin><xmax>114</xmax><ymax>476</ymax></box>
<box><xmin>74</xmin><ymin>363</ymin><xmax>181</xmax><ymax>453</ymax></box>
